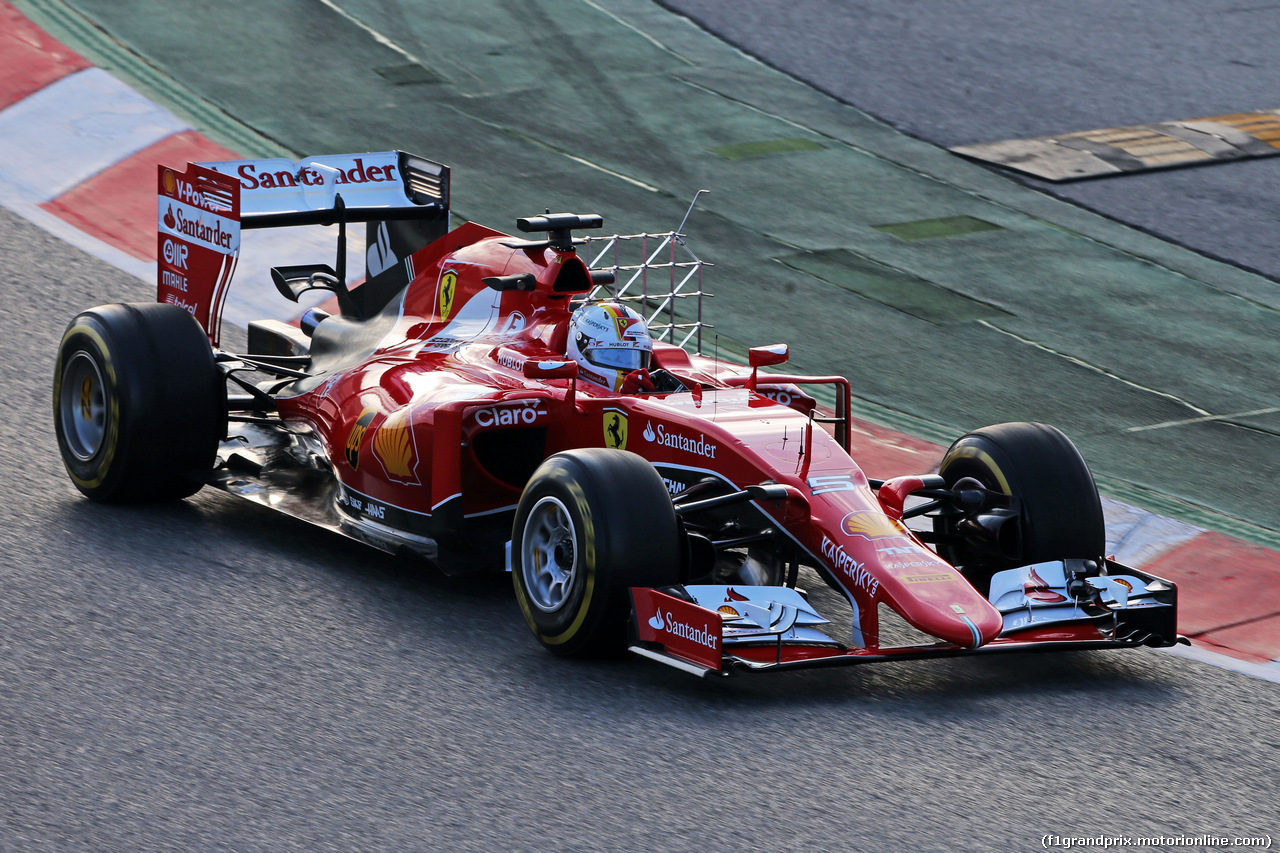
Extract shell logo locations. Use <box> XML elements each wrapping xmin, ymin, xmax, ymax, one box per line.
<box><xmin>438</xmin><ymin>270</ymin><xmax>458</xmax><ymax>321</ymax></box>
<box><xmin>373</xmin><ymin>406</ymin><xmax>420</xmax><ymax>484</ymax></box>
<box><xmin>162</xmin><ymin>169</ymin><xmax>176</xmax><ymax>196</ymax></box>
<box><xmin>841</xmin><ymin>511</ymin><xmax>908</xmax><ymax>540</ymax></box>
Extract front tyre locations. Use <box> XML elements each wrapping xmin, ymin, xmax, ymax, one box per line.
<box><xmin>513</xmin><ymin>449</ymin><xmax>680</xmax><ymax>657</ymax></box>
<box><xmin>935</xmin><ymin>422</ymin><xmax>1105</xmax><ymax>589</ymax></box>
<box><xmin>53</xmin><ymin>303</ymin><xmax>225</xmax><ymax>502</ymax></box>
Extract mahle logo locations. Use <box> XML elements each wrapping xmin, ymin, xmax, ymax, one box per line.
<box><xmin>438</xmin><ymin>270</ymin><xmax>458</xmax><ymax>321</ymax></box>
<box><xmin>346</xmin><ymin>409</ymin><xmax>376</xmax><ymax>470</ymax></box>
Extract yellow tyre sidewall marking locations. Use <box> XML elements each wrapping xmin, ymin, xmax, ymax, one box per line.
<box><xmin>514</xmin><ymin>477</ymin><xmax>599</xmax><ymax>647</ymax></box>
<box><xmin>945</xmin><ymin>445</ymin><xmax>1011</xmax><ymax>495</ymax></box>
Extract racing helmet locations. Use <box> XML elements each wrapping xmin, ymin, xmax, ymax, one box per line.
<box><xmin>566</xmin><ymin>301</ymin><xmax>653</xmax><ymax>391</ymax></box>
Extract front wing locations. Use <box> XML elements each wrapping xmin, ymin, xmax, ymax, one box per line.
<box><xmin>629</xmin><ymin>559</ymin><xmax>1182</xmax><ymax>677</ymax></box>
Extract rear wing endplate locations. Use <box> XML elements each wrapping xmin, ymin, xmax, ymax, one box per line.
<box><xmin>157</xmin><ymin>151</ymin><xmax>450</xmax><ymax>343</ymax></box>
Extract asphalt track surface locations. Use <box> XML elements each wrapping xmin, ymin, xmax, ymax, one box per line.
<box><xmin>2</xmin><ymin>1</ymin><xmax>1279</xmax><ymax>850</ymax></box>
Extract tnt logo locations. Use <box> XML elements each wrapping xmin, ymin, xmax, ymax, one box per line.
<box><xmin>163</xmin><ymin>239</ymin><xmax>189</xmax><ymax>270</ymax></box>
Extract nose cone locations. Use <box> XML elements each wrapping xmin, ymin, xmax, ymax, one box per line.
<box><xmin>879</xmin><ymin>570</ymin><xmax>1005</xmax><ymax>648</ymax></box>
<box><xmin>899</xmin><ymin>599</ymin><xmax>1003</xmax><ymax>648</ymax></box>
<box><xmin>945</xmin><ymin>603</ymin><xmax>1004</xmax><ymax>648</ymax></box>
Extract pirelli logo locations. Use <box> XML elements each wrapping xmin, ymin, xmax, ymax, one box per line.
<box><xmin>951</xmin><ymin>109</ymin><xmax>1280</xmax><ymax>181</ymax></box>
<box><xmin>904</xmin><ymin>573</ymin><xmax>956</xmax><ymax>584</ymax></box>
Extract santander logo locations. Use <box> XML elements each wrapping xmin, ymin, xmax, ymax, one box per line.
<box><xmin>234</xmin><ymin>157</ymin><xmax>397</xmax><ymax>191</ymax></box>
<box><xmin>641</xmin><ymin>421</ymin><xmax>717</xmax><ymax>459</ymax></box>
<box><xmin>648</xmin><ymin>608</ymin><xmax>718</xmax><ymax>650</ymax></box>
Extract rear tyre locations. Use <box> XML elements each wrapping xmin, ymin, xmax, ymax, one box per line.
<box><xmin>934</xmin><ymin>422</ymin><xmax>1104</xmax><ymax>589</ymax></box>
<box><xmin>513</xmin><ymin>449</ymin><xmax>681</xmax><ymax>657</ymax></box>
<box><xmin>53</xmin><ymin>303</ymin><xmax>226</xmax><ymax>502</ymax></box>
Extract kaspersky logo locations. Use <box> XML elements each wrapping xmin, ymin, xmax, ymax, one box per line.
<box><xmin>647</xmin><ymin>608</ymin><xmax>718</xmax><ymax>650</ymax></box>
<box><xmin>821</xmin><ymin>535</ymin><xmax>880</xmax><ymax>597</ymax></box>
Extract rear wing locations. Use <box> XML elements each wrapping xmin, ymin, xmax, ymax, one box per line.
<box><xmin>157</xmin><ymin>151</ymin><xmax>449</xmax><ymax>343</ymax></box>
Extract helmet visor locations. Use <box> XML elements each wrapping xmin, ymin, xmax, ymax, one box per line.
<box><xmin>586</xmin><ymin>346</ymin><xmax>651</xmax><ymax>371</ymax></box>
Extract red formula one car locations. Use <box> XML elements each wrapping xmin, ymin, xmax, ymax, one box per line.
<box><xmin>53</xmin><ymin>151</ymin><xmax>1182</xmax><ymax>675</ymax></box>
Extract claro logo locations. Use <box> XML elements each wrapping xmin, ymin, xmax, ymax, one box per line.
<box><xmin>473</xmin><ymin>402</ymin><xmax>546</xmax><ymax>428</ymax></box>
<box><xmin>647</xmin><ymin>609</ymin><xmax>719</xmax><ymax>650</ymax></box>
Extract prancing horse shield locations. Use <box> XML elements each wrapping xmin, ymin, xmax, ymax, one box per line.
<box><xmin>603</xmin><ymin>409</ymin><xmax>628</xmax><ymax>450</ymax></box>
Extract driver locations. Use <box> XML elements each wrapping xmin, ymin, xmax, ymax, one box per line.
<box><xmin>566</xmin><ymin>301</ymin><xmax>657</xmax><ymax>393</ymax></box>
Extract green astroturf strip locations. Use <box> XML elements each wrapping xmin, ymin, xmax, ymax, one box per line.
<box><xmin>374</xmin><ymin>63</ymin><xmax>446</xmax><ymax>86</ymax></box>
<box><xmin>873</xmin><ymin>215</ymin><xmax>1004</xmax><ymax>241</ymax></box>
<box><xmin>779</xmin><ymin>248</ymin><xmax>1012</xmax><ymax>324</ymax></box>
<box><xmin>708</xmin><ymin>138</ymin><xmax>826</xmax><ymax>160</ymax></box>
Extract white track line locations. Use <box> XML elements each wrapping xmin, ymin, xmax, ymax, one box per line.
<box><xmin>1124</xmin><ymin>407</ymin><xmax>1280</xmax><ymax>433</ymax></box>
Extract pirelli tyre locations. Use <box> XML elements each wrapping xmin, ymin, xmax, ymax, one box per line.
<box><xmin>54</xmin><ymin>303</ymin><xmax>226</xmax><ymax>502</ymax></box>
<box><xmin>513</xmin><ymin>449</ymin><xmax>681</xmax><ymax>657</ymax></box>
<box><xmin>934</xmin><ymin>422</ymin><xmax>1105</xmax><ymax>589</ymax></box>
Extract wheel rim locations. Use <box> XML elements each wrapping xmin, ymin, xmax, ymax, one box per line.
<box><xmin>60</xmin><ymin>351</ymin><xmax>107</xmax><ymax>462</ymax></box>
<box><xmin>521</xmin><ymin>496</ymin><xmax>578</xmax><ymax>613</ymax></box>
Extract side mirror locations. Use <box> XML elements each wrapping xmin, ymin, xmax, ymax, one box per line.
<box><xmin>748</xmin><ymin>344</ymin><xmax>789</xmax><ymax>368</ymax></box>
<box><xmin>482</xmin><ymin>273</ymin><xmax>536</xmax><ymax>292</ymax></box>
<box><xmin>523</xmin><ymin>359</ymin><xmax>578</xmax><ymax>380</ymax></box>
